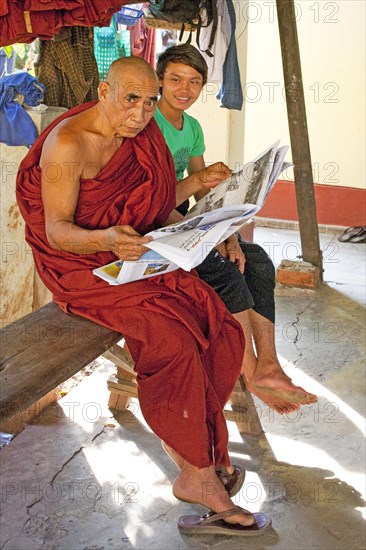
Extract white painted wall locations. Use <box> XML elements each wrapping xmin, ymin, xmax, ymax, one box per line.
<box><xmin>187</xmin><ymin>82</ymin><xmax>230</xmax><ymax>166</ymax></box>
<box><xmin>193</xmin><ymin>0</ymin><xmax>365</xmax><ymax>189</ymax></box>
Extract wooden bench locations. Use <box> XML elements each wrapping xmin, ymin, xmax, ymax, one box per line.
<box><xmin>0</xmin><ymin>301</ymin><xmax>262</xmax><ymax>435</ymax></box>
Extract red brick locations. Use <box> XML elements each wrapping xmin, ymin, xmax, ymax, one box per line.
<box><xmin>276</xmin><ymin>260</ymin><xmax>321</xmax><ymax>289</ymax></box>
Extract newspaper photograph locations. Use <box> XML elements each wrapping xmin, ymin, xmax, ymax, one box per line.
<box><xmin>187</xmin><ymin>141</ymin><xmax>289</xmax><ymax>218</ymax></box>
<box><xmin>93</xmin><ymin>250</ymin><xmax>178</xmax><ymax>285</ymax></box>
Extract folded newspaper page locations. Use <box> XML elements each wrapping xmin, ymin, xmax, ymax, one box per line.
<box><xmin>93</xmin><ymin>250</ymin><xmax>179</xmax><ymax>285</ymax></box>
<box><xmin>146</xmin><ymin>204</ymin><xmax>259</xmax><ymax>270</ymax></box>
<box><xmin>186</xmin><ymin>141</ymin><xmax>289</xmax><ymax>218</ymax></box>
<box><xmin>93</xmin><ymin>204</ymin><xmax>259</xmax><ymax>285</ymax></box>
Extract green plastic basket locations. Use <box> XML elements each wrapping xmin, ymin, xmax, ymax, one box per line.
<box><xmin>94</xmin><ymin>19</ymin><xmax>130</xmax><ymax>81</ymax></box>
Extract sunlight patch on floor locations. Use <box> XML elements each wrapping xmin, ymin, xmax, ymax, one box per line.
<box><xmin>278</xmin><ymin>355</ymin><xmax>365</xmax><ymax>436</ymax></box>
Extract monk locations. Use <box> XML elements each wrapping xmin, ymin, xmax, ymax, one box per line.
<box><xmin>16</xmin><ymin>57</ymin><xmax>270</xmax><ymax>535</ymax></box>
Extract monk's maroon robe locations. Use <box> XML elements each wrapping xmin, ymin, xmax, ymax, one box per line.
<box><xmin>16</xmin><ymin>103</ymin><xmax>244</xmax><ymax>468</ymax></box>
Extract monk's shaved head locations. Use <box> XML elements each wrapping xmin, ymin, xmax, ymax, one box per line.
<box><xmin>97</xmin><ymin>56</ymin><xmax>159</xmax><ymax>139</ymax></box>
<box><xmin>106</xmin><ymin>57</ymin><xmax>158</xmax><ymax>86</ymax></box>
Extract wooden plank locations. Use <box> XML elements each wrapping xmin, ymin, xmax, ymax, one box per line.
<box><xmin>108</xmin><ymin>390</ymin><xmax>130</xmax><ymax>412</ymax></box>
<box><xmin>107</xmin><ymin>376</ymin><xmax>138</xmax><ymax>397</ymax></box>
<box><xmin>102</xmin><ymin>344</ymin><xmax>135</xmax><ymax>375</ymax></box>
<box><xmin>226</xmin><ymin>377</ymin><xmax>263</xmax><ymax>435</ymax></box>
<box><xmin>0</xmin><ymin>302</ymin><xmax>121</xmax><ymax>421</ymax></box>
<box><xmin>115</xmin><ymin>367</ymin><xmax>136</xmax><ymax>382</ymax></box>
<box><xmin>144</xmin><ymin>18</ymin><xmax>197</xmax><ymax>31</ymax></box>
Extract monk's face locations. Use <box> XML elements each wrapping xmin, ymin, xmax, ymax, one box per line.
<box><xmin>159</xmin><ymin>62</ymin><xmax>203</xmax><ymax>113</ymax></box>
<box><xmin>100</xmin><ymin>70</ymin><xmax>159</xmax><ymax>138</ymax></box>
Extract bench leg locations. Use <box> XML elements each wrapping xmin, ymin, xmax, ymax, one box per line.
<box><xmin>104</xmin><ymin>343</ymin><xmax>263</xmax><ymax>435</ymax></box>
<box><xmin>108</xmin><ymin>391</ymin><xmax>131</xmax><ymax>412</ymax></box>
<box><xmin>104</xmin><ymin>342</ymin><xmax>138</xmax><ymax>412</ymax></box>
<box><xmin>224</xmin><ymin>376</ymin><xmax>263</xmax><ymax>435</ymax></box>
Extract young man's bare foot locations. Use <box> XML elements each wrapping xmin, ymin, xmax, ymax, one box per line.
<box><xmin>235</xmin><ymin>310</ymin><xmax>317</xmax><ymax>410</ymax></box>
<box><xmin>173</xmin><ymin>463</ymin><xmax>255</xmax><ymax>527</ymax></box>
<box><xmin>242</xmin><ymin>374</ymin><xmax>300</xmax><ymax>414</ymax></box>
<box><xmin>241</xmin><ymin>352</ymin><xmax>317</xmax><ymax>412</ymax></box>
<box><xmin>241</xmin><ymin>357</ymin><xmax>301</xmax><ymax>414</ymax></box>
<box><xmin>251</xmin><ymin>360</ymin><xmax>317</xmax><ymax>405</ymax></box>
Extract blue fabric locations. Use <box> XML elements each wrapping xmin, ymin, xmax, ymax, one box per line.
<box><xmin>216</xmin><ymin>0</ymin><xmax>243</xmax><ymax>110</ymax></box>
<box><xmin>0</xmin><ymin>50</ymin><xmax>15</xmax><ymax>78</ymax></box>
<box><xmin>0</xmin><ymin>72</ymin><xmax>45</xmax><ymax>147</ymax></box>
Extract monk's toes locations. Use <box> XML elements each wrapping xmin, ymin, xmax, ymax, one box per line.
<box><xmin>223</xmin><ymin>507</ymin><xmax>256</xmax><ymax>527</ymax></box>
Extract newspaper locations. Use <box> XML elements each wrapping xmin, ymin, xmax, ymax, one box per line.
<box><xmin>93</xmin><ymin>250</ymin><xmax>178</xmax><ymax>285</ymax></box>
<box><xmin>93</xmin><ymin>204</ymin><xmax>259</xmax><ymax>285</ymax></box>
<box><xmin>186</xmin><ymin>141</ymin><xmax>289</xmax><ymax>218</ymax></box>
<box><xmin>93</xmin><ymin>142</ymin><xmax>289</xmax><ymax>285</ymax></box>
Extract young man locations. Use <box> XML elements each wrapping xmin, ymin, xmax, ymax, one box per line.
<box><xmin>155</xmin><ymin>44</ymin><xmax>317</xmax><ymax>413</ymax></box>
<box><xmin>16</xmin><ymin>57</ymin><xmax>270</xmax><ymax>534</ymax></box>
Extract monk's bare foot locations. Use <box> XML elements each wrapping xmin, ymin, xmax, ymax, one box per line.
<box><xmin>173</xmin><ymin>463</ymin><xmax>254</xmax><ymax>527</ymax></box>
<box><xmin>251</xmin><ymin>360</ymin><xmax>317</xmax><ymax>405</ymax></box>
<box><xmin>162</xmin><ymin>441</ymin><xmax>235</xmax><ymax>475</ymax></box>
<box><xmin>161</xmin><ymin>441</ymin><xmax>184</xmax><ymax>469</ymax></box>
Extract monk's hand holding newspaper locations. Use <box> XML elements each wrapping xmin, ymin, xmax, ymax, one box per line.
<box><xmin>106</xmin><ymin>225</ymin><xmax>152</xmax><ymax>261</ymax></box>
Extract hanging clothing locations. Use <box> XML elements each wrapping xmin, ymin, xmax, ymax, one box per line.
<box><xmin>62</xmin><ymin>0</ymin><xmax>127</xmax><ymax>28</ymax></box>
<box><xmin>0</xmin><ymin>72</ymin><xmax>45</xmax><ymax>147</ymax></box>
<box><xmin>0</xmin><ymin>50</ymin><xmax>15</xmax><ymax>77</ymax></box>
<box><xmin>0</xmin><ymin>1</ymin><xmax>63</xmax><ymax>46</ymax></box>
<box><xmin>199</xmin><ymin>0</ymin><xmax>229</xmax><ymax>83</ymax></box>
<box><xmin>35</xmin><ymin>26</ymin><xmax>99</xmax><ymax>108</ymax></box>
<box><xmin>128</xmin><ymin>16</ymin><xmax>156</xmax><ymax>67</ymax></box>
<box><xmin>0</xmin><ymin>1</ymin><xmax>134</xmax><ymax>47</ymax></box>
<box><xmin>16</xmin><ymin>102</ymin><xmax>244</xmax><ymax>469</ymax></box>
<box><xmin>216</xmin><ymin>0</ymin><xmax>243</xmax><ymax>110</ymax></box>
<box><xmin>0</xmin><ymin>0</ymin><xmax>8</xmax><ymax>17</ymax></box>
<box><xmin>23</xmin><ymin>1</ymin><xmax>82</xmax><ymax>11</ymax></box>
<box><xmin>198</xmin><ymin>0</ymin><xmax>243</xmax><ymax>110</ymax></box>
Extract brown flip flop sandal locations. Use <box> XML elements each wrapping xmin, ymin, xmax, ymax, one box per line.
<box><xmin>178</xmin><ymin>506</ymin><xmax>272</xmax><ymax>536</ymax></box>
<box><xmin>216</xmin><ymin>465</ymin><xmax>246</xmax><ymax>497</ymax></box>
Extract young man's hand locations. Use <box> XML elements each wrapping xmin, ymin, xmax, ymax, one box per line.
<box><xmin>216</xmin><ymin>234</ymin><xmax>245</xmax><ymax>272</ymax></box>
<box><xmin>176</xmin><ymin>161</ymin><xmax>231</xmax><ymax>206</ymax></box>
<box><xmin>195</xmin><ymin>162</ymin><xmax>232</xmax><ymax>190</ymax></box>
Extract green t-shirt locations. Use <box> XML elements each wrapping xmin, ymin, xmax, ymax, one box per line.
<box><xmin>154</xmin><ymin>106</ymin><xmax>205</xmax><ymax>181</ymax></box>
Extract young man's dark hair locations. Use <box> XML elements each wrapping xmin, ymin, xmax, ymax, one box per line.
<box><xmin>156</xmin><ymin>44</ymin><xmax>208</xmax><ymax>86</ymax></box>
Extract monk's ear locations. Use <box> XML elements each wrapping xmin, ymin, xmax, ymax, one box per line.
<box><xmin>98</xmin><ymin>81</ymin><xmax>110</xmax><ymax>104</ymax></box>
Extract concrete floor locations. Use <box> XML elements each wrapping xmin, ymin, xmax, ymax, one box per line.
<box><xmin>1</xmin><ymin>226</ymin><xmax>365</xmax><ymax>550</ymax></box>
